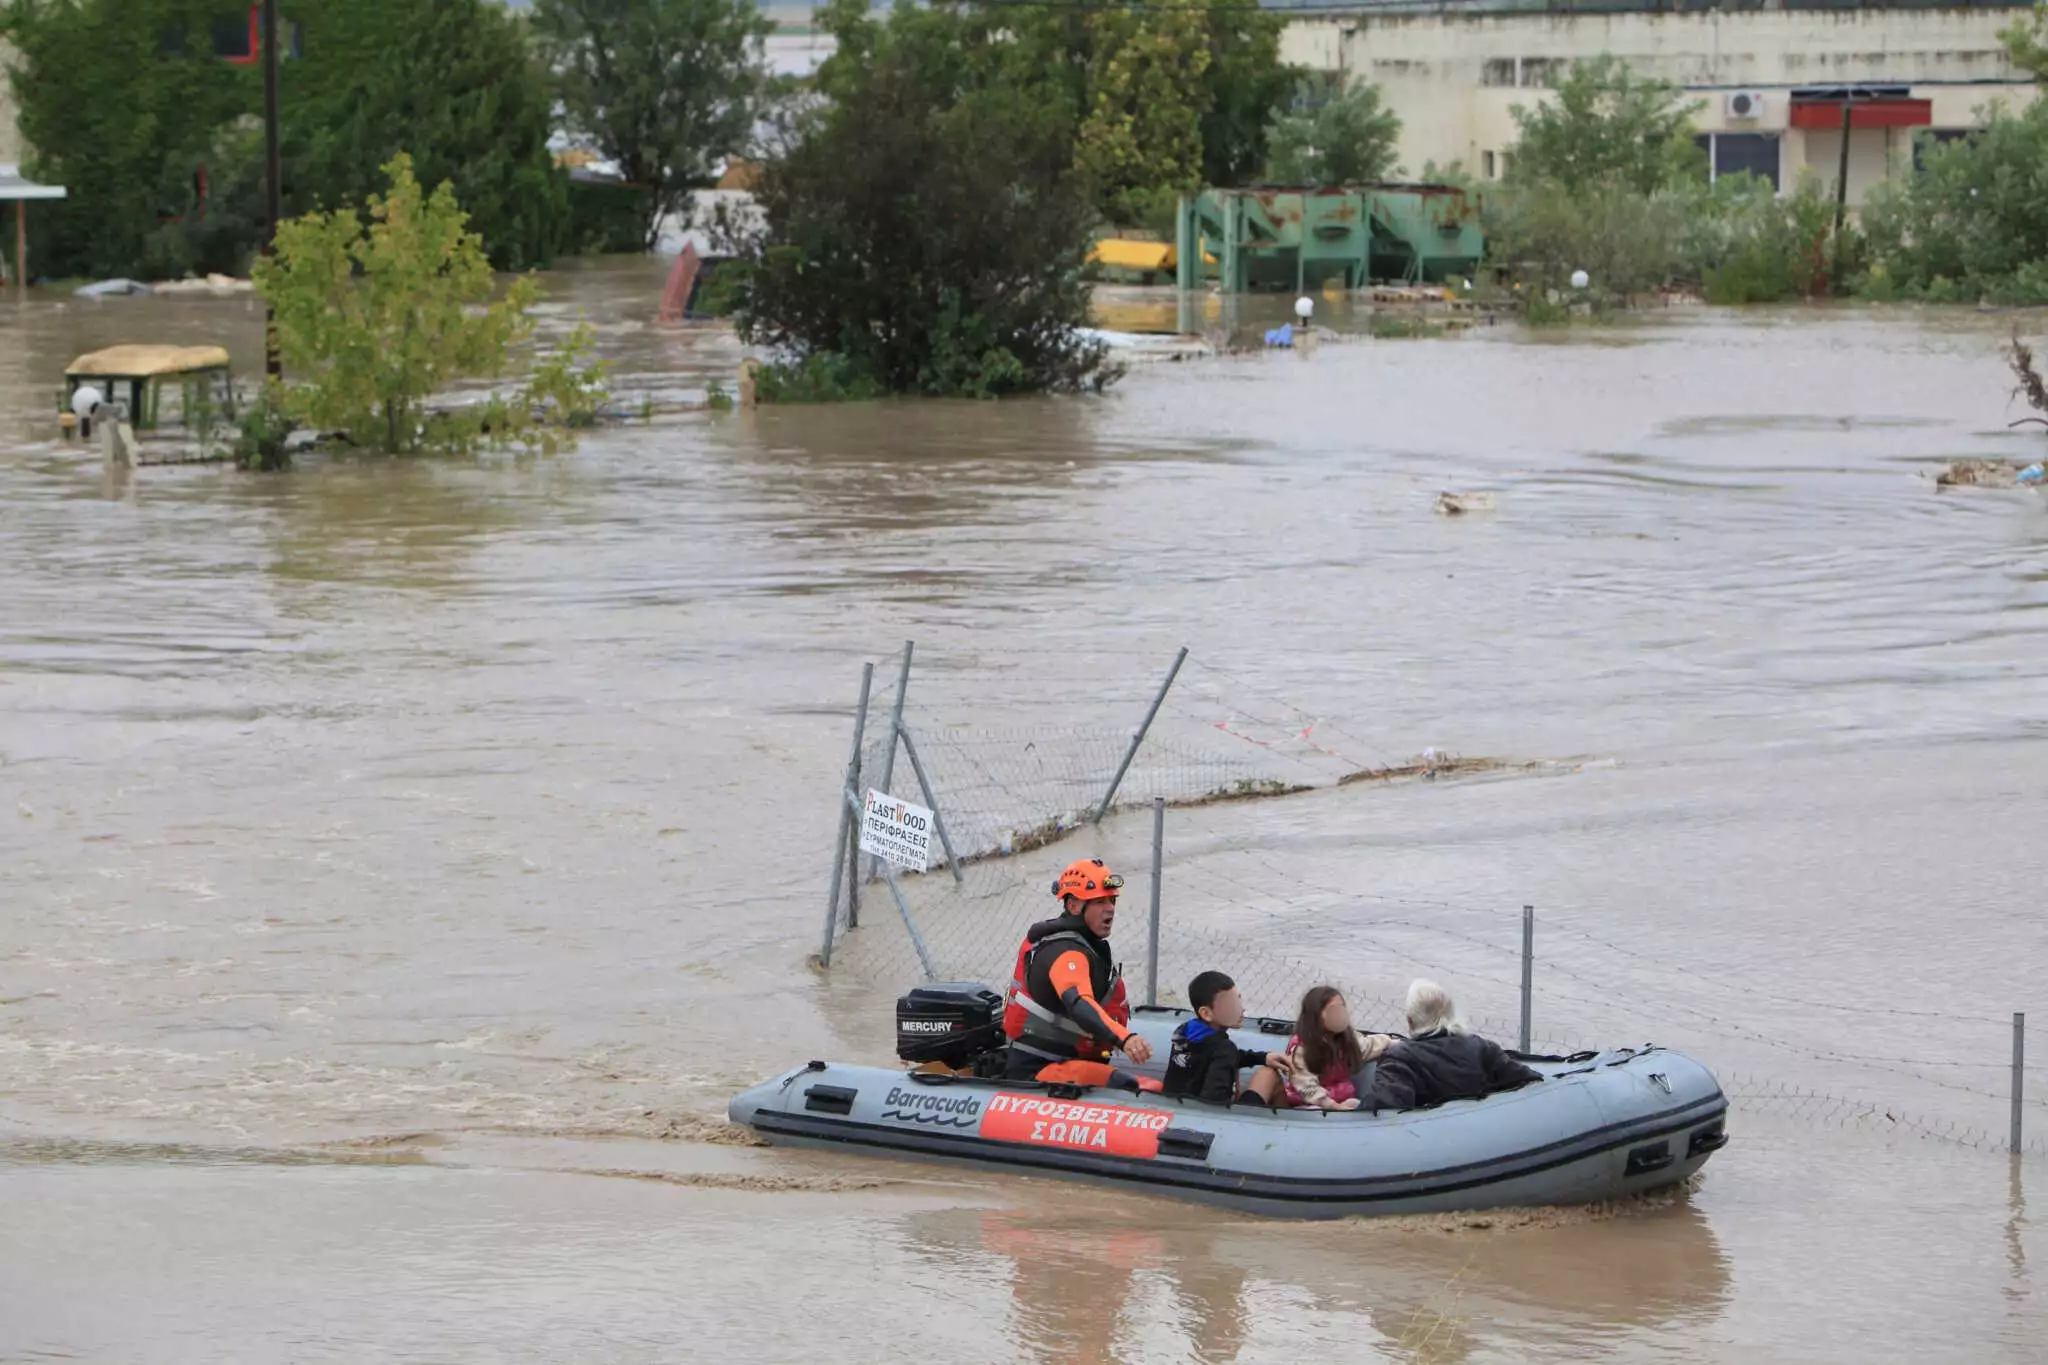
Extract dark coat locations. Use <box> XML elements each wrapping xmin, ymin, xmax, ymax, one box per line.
<box><xmin>1363</xmin><ymin>1028</ymin><xmax>1542</xmax><ymax>1111</ymax></box>
<box><xmin>1162</xmin><ymin>1019</ymin><xmax>1269</xmax><ymax>1103</ymax></box>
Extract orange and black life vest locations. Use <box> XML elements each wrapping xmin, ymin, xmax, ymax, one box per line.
<box><xmin>1001</xmin><ymin>917</ymin><xmax>1129</xmax><ymax>1061</ymax></box>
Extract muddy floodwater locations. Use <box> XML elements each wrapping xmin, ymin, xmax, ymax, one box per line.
<box><xmin>2</xmin><ymin>260</ymin><xmax>2044</xmax><ymax>1362</ymax></box>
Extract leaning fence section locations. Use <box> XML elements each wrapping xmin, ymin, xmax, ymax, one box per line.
<box><xmin>814</xmin><ymin>641</ymin><xmax>2045</xmax><ymax>1163</ymax></box>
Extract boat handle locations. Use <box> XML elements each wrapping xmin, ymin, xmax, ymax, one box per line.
<box><xmin>1624</xmin><ymin>1140</ymin><xmax>1675</xmax><ymax>1177</ymax></box>
<box><xmin>1157</xmin><ymin>1127</ymin><xmax>1215</xmax><ymax>1161</ymax></box>
<box><xmin>1689</xmin><ymin>1126</ymin><xmax>1730</xmax><ymax>1157</ymax></box>
<box><xmin>804</xmin><ymin>1084</ymin><xmax>858</xmax><ymax>1116</ymax></box>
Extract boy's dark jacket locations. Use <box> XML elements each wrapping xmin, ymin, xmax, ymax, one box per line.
<box><xmin>1162</xmin><ymin>1018</ymin><xmax>1269</xmax><ymax>1103</ymax></box>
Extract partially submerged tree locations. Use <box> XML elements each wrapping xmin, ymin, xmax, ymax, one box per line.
<box><xmin>1506</xmin><ymin>56</ymin><xmax>1705</xmax><ymax>196</ymax></box>
<box><xmin>729</xmin><ymin>0</ymin><xmax>1115</xmax><ymax>399</ymax></box>
<box><xmin>531</xmin><ymin>0</ymin><xmax>777</xmax><ymax>250</ymax></box>
<box><xmin>1265</xmin><ymin>79</ymin><xmax>1403</xmax><ymax>186</ymax></box>
<box><xmin>254</xmin><ymin>154</ymin><xmax>606</xmax><ymax>454</ymax></box>
<box><xmin>1858</xmin><ymin>103</ymin><xmax>2048</xmax><ymax>304</ymax></box>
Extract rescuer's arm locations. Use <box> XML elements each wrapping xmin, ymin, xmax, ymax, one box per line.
<box><xmin>1045</xmin><ymin>949</ymin><xmax>1152</xmax><ymax>1065</ymax></box>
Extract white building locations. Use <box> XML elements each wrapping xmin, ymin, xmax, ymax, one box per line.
<box><xmin>1280</xmin><ymin>3</ymin><xmax>2039</xmax><ymax>202</ymax></box>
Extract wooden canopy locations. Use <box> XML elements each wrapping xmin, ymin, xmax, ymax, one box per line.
<box><xmin>66</xmin><ymin>345</ymin><xmax>234</xmax><ymax>379</ymax></box>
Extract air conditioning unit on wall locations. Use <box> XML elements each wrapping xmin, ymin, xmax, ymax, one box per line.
<box><xmin>1725</xmin><ymin>91</ymin><xmax>1766</xmax><ymax>121</ymax></box>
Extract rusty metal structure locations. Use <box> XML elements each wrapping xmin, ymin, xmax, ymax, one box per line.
<box><xmin>1174</xmin><ymin>186</ymin><xmax>1485</xmax><ymax>293</ymax></box>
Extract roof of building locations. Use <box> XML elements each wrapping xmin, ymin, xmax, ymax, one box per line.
<box><xmin>0</xmin><ymin>163</ymin><xmax>66</xmax><ymax>202</ymax></box>
<box><xmin>66</xmin><ymin>345</ymin><xmax>233</xmax><ymax>378</ymax></box>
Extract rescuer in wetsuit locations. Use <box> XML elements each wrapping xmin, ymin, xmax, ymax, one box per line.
<box><xmin>1001</xmin><ymin>858</ymin><xmax>1156</xmax><ymax>1090</ymax></box>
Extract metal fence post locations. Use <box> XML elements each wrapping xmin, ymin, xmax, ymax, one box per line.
<box><xmin>2014</xmin><ymin>1012</ymin><xmax>2027</xmax><ymax>1157</ymax></box>
<box><xmin>1093</xmin><ymin>646</ymin><xmax>1189</xmax><ymax>825</ymax></box>
<box><xmin>895</xmin><ymin>722</ymin><xmax>962</xmax><ymax>884</ymax></box>
<box><xmin>1147</xmin><ymin>797</ymin><xmax>1164</xmax><ymax>1007</ymax></box>
<box><xmin>867</xmin><ymin>640</ymin><xmax>914</xmax><ymax>882</ymax></box>
<box><xmin>1519</xmin><ymin>905</ymin><xmax>1534</xmax><ymax>1054</ymax></box>
<box><xmin>821</xmin><ymin>662</ymin><xmax>874</xmax><ymax>965</ymax></box>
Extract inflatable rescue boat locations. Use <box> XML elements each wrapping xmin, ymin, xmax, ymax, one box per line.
<box><xmin>728</xmin><ymin>983</ymin><xmax>1730</xmax><ymax>1219</ymax></box>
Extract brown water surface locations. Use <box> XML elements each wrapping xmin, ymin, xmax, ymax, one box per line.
<box><xmin>1</xmin><ymin>261</ymin><xmax>2043</xmax><ymax>1360</ymax></box>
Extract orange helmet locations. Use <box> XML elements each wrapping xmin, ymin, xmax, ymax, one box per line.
<box><xmin>1052</xmin><ymin>858</ymin><xmax>1124</xmax><ymax>903</ymax></box>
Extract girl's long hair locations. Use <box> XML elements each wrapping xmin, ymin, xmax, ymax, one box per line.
<box><xmin>1295</xmin><ymin>985</ymin><xmax>1362</xmax><ymax>1078</ymax></box>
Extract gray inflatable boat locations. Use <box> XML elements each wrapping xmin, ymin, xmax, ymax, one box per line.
<box><xmin>729</xmin><ymin>992</ymin><xmax>1729</xmax><ymax>1219</ymax></box>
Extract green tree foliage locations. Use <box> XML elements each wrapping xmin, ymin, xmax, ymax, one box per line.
<box><xmin>0</xmin><ymin>0</ymin><xmax>258</xmax><ymax>278</ymax></box>
<box><xmin>730</xmin><ymin>0</ymin><xmax>1114</xmax><ymax>399</ymax></box>
<box><xmin>1859</xmin><ymin>103</ymin><xmax>2048</xmax><ymax>305</ymax></box>
<box><xmin>1483</xmin><ymin>56</ymin><xmax>1862</xmax><ymax>310</ymax></box>
<box><xmin>286</xmin><ymin>0</ymin><xmax>567</xmax><ymax>271</ymax></box>
<box><xmin>1506</xmin><ymin>56</ymin><xmax>1705</xmax><ymax>196</ymax></box>
<box><xmin>1683</xmin><ymin>174</ymin><xmax>1843</xmax><ymax>304</ymax></box>
<box><xmin>1192</xmin><ymin>2</ymin><xmax>1293</xmax><ymax>189</ymax></box>
<box><xmin>253</xmin><ymin>154</ymin><xmax>606</xmax><ymax>454</ymax></box>
<box><xmin>2000</xmin><ymin>3</ymin><xmax>2048</xmax><ymax>81</ymax></box>
<box><xmin>1486</xmin><ymin>181</ymin><xmax>1688</xmax><ymax>305</ymax></box>
<box><xmin>1</xmin><ymin>0</ymin><xmax>565</xmax><ymax>278</ymax></box>
<box><xmin>1265</xmin><ymin>79</ymin><xmax>1403</xmax><ymax>186</ymax></box>
<box><xmin>530</xmin><ymin>0</ymin><xmax>776</xmax><ymax>250</ymax></box>
<box><xmin>829</xmin><ymin>0</ymin><xmax>1288</xmax><ymax>227</ymax></box>
<box><xmin>1074</xmin><ymin>5</ymin><xmax>1214</xmax><ymax>226</ymax></box>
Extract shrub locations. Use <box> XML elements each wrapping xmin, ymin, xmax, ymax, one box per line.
<box><xmin>1858</xmin><ymin>104</ymin><xmax>2048</xmax><ymax>305</ymax></box>
<box><xmin>253</xmin><ymin>154</ymin><xmax>607</xmax><ymax>454</ymax></box>
<box><xmin>730</xmin><ymin>0</ymin><xmax>1117</xmax><ymax>399</ymax></box>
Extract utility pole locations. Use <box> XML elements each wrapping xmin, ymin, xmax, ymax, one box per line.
<box><xmin>262</xmin><ymin>0</ymin><xmax>283</xmax><ymax>378</ymax></box>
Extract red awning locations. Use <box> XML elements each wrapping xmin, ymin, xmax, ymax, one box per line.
<box><xmin>1789</xmin><ymin>98</ymin><xmax>1933</xmax><ymax>130</ymax></box>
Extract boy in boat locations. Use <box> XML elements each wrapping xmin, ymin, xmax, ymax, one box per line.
<box><xmin>1162</xmin><ymin>971</ymin><xmax>1290</xmax><ymax>1105</ymax></box>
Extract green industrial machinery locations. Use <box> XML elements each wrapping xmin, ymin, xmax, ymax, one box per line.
<box><xmin>1174</xmin><ymin>186</ymin><xmax>1484</xmax><ymax>293</ymax></box>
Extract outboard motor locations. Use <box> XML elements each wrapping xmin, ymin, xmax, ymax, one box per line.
<box><xmin>896</xmin><ymin>982</ymin><xmax>1004</xmax><ymax>1070</ymax></box>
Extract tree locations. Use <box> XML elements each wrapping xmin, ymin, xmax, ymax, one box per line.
<box><xmin>1191</xmin><ymin>0</ymin><xmax>1294</xmax><ymax>189</ymax></box>
<box><xmin>2001</xmin><ymin>3</ymin><xmax>2048</xmax><ymax>80</ymax></box>
<box><xmin>730</xmin><ymin>0</ymin><xmax>1114</xmax><ymax>399</ymax></box>
<box><xmin>1074</xmin><ymin>5</ymin><xmax>1214</xmax><ymax>225</ymax></box>
<box><xmin>1265</xmin><ymin>80</ymin><xmax>1403</xmax><ymax>186</ymax></box>
<box><xmin>1507</xmin><ymin>56</ymin><xmax>1705</xmax><ymax>196</ymax></box>
<box><xmin>254</xmin><ymin>154</ymin><xmax>606</xmax><ymax>454</ymax></box>
<box><xmin>860</xmin><ymin>0</ymin><xmax>1290</xmax><ymax>227</ymax></box>
<box><xmin>285</xmin><ymin>0</ymin><xmax>568</xmax><ymax>271</ymax></box>
<box><xmin>0</xmin><ymin>0</ymin><xmax>259</xmax><ymax>279</ymax></box>
<box><xmin>530</xmin><ymin>0</ymin><xmax>776</xmax><ymax>250</ymax></box>
<box><xmin>2</xmin><ymin>0</ymin><xmax>569</xmax><ymax>278</ymax></box>
<box><xmin>1858</xmin><ymin>102</ymin><xmax>2048</xmax><ymax>304</ymax></box>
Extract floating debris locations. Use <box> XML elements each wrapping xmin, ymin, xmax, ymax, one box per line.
<box><xmin>1933</xmin><ymin>459</ymin><xmax>2023</xmax><ymax>490</ymax></box>
<box><xmin>1435</xmin><ymin>491</ymin><xmax>1496</xmax><ymax>516</ymax></box>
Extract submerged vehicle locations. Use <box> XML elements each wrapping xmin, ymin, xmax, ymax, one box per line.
<box><xmin>729</xmin><ymin>983</ymin><xmax>1729</xmax><ymax>1220</ymax></box>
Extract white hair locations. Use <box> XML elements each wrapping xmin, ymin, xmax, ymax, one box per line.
<box><xmin>1404</xmin><ymin>978</ymin><xmax>1467</xmax><ymax>1037</ymax></box>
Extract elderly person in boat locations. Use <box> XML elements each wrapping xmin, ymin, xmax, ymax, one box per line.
<box><xmin>1361</xmin><ymin>979</ymin><xmax>1542</xmax><ymax>1112</ymax></box>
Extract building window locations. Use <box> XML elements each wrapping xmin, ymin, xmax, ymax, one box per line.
<box><xmin>1483</xmin><ymin>150</ymin><xmax>1498</xmax><ymax>180</ymax></box>
<box><xmin>1913</xmin><ymin>128</ymin><xmax>1973</xmax><ymax>171</ymax></box>
<box><xmin>1482</xmin><ymin>58</ymin><xmax>1516</xmax><ymax>88</ymax></box>
<box><xmin>1520</xmin><ymin>58</ymin><xmax>1565</xmax><ymax>89</ymax></box>
<box><xmin>1696</xmin><ymin>132</ymin><xmax>1782</xmax><ymax>191</ymax></box>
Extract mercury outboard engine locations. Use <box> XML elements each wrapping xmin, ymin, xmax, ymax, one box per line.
<box><xmin>896</xmin><ymin>982</ymin><xmax>1005</xmax><ymax>1072</ymax></box>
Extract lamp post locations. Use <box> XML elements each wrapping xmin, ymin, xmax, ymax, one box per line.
<box><xmin>262</xmin><ymin>0</ymin><xmax>282</xmax><ymax>378</ymax></box>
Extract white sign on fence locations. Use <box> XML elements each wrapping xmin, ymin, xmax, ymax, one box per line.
<box><xmin>860</xmin><ymin>788</ymin><xmax>934</xmax><ymax>873</ymax></box>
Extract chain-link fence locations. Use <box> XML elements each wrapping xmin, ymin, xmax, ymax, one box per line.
<box><xmin>816</xmin><ymin>642</ymin><xmax>2046</xmax><ymax>1162</ymax></box>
